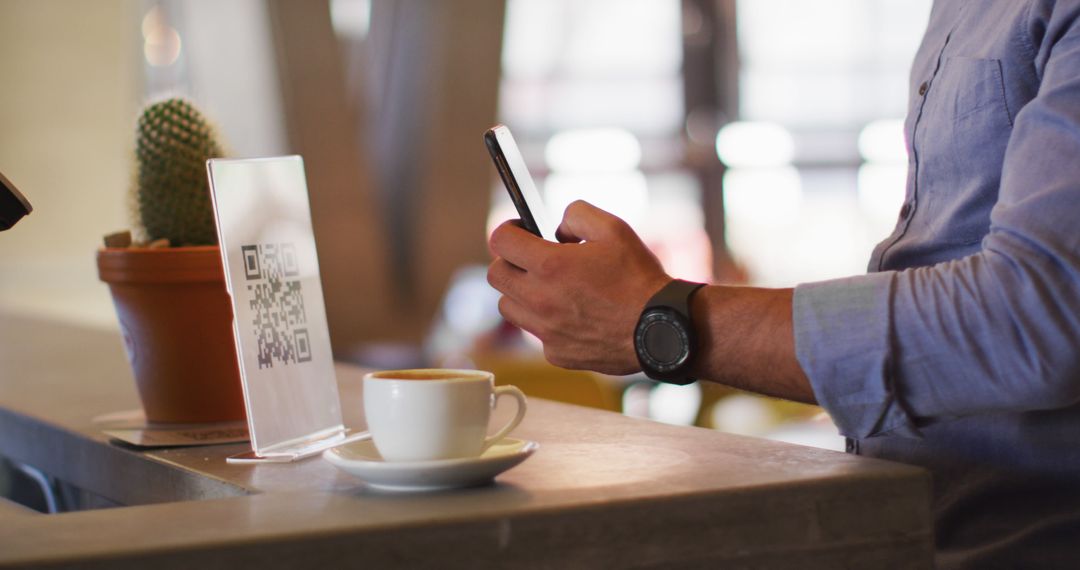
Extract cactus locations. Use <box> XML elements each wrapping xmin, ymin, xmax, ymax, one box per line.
<box><xmin>134</xmin><ymin>98</ymin><xmax>225</xmax><ymax>246</ymax></box>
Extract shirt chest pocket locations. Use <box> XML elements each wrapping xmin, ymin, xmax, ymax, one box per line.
<box><xmin>926</xmin><ymin>56</ymin><xmax>1012</xmax><ymax>128</ymax></box>
<box><xmin>911</xmin><ymin>56</ymin><xmax>1013</xmax><ymax>246</ymax></box>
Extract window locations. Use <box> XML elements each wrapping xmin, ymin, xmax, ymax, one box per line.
<box><xmin>724</xmin><ymin>0</ymin><xmax>932</xmax><ymax>285</ymax></box>
<box><xmin>494</xmin><ymin>0</ymin><xmax>712</xmax><ymax>282</ymax></box>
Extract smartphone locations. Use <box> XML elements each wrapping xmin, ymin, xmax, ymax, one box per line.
<box><xmin>0</xmin><ymin>169</ymin><xmax>32</xmax><ymax>231</ymax></box>
<box><xmin>484</xmin><ymin>124</ymin><xmax>558</xmax><ymax>242</ymax></box>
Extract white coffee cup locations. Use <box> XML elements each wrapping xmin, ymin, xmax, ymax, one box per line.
<box><xmin>362</xmin><ymin>369</ymin><xmax>528</xmax><ymax>462</ymax></box>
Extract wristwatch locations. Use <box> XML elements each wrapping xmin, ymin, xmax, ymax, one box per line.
<box><xmin>634</xmin><ymin>279</ymin><xmax>706</xmax><ymax>385</ymax></box>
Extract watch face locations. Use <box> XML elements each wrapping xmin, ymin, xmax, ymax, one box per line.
<box><xmin>635</xmin><ymin>308</ymin><xmax>691</xmax><ymax>373</ymax></box>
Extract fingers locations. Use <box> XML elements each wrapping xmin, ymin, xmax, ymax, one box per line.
<box><xmin>496</xmin><ymin>295</ymin><xmax>536</xmax><ymax>336</ymax></box>
<box><xmin>556</xmin><ymin>200</ymin><xmax>630</xmax><ymax>243</ymax></box>
<box><xmin>487</xmin><ymin>257</ymin><xmax>528</xmax><ymax>300</ymax></box>
<box><xmin>489</xmin><ymin>219</ymin><xmax>554</xmax><ymax>270</ymax></box>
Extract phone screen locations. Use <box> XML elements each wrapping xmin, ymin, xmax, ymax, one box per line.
<box><xmin>484</xmin><ymin>125</ymin><xmax>558</xmax><ymax>242</ymax></box>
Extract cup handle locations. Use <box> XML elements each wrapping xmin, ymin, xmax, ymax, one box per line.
<box><xmin>482</xmin><ymin>385</ymin><xmax>528</xmax><ymax>452</ymax></box>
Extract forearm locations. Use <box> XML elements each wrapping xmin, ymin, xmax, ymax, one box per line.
<box><xmin>689</xmin><ymin>286</ymin><xmax>816</xmax><ymax>404</ymax></box>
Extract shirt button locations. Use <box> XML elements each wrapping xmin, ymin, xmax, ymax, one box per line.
<box><xmin>899</xmin><ymin>202</ymin><xmax>913</xmax><ymax>220</ymax></box>
<box><xmin>918</xmin><ymin>81</ymin><xmax>929</xmax><ymax>96</ymax></box>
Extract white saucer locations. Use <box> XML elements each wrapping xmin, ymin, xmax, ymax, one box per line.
<box><xmin>323</xmin><ymin>438</ymin><xmax>539</xmax><ymax>492</ymax></box>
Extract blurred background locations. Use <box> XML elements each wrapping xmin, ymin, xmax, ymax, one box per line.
<box><xmin>0</xmin><ymin>0</ymin><xmax>931</xmax><ymax>450</ymax></box>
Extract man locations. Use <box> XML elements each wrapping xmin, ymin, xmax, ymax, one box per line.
<box><xmin>487</xmin><ymin>1</ymin><xmax>1080</xmax><ymax>566</ymax></box>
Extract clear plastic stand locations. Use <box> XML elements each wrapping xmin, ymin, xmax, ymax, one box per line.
<box><xmin>207</xmin><ymin>156</ymin><xmax>357</xmax><ymax>464</ymax></box>
<box><xmin>226</xmin><ymin>429</ymin><xmax>370</xmax><ymax>464</ymax></box>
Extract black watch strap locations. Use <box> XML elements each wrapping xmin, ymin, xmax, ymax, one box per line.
<box><xmin>645</xmin><ymin>279</ymin><xmax>706</xmax><ymax>313</ymax></box>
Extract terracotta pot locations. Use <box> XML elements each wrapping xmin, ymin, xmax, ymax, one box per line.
<box><xmin>97</xmin><ymin>246</ymin><xmax>246</xmax><ymax>423</ymax></box>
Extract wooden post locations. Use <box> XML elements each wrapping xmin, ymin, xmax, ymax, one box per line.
<box><xmin>682</xmin><ymin>0</ymin><xmax>741</xmax><ymax>282</ymax></box>
<box><xmin>269</xmin><ymin>0</ymin><xmax>506</xmax><ymax>354</ymax></box>
<box><xmin>366</xmin><ymin>0</ymin><xmax>507</xmax><ymax>334</ymax></box>
<box><xmin>268</xmin><ymin>0</ymin><xmax>401</xmax><ymax>355</ymax></box>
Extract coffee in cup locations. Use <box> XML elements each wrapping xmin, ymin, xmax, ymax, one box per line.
<box><xmin>362</xmin><ymin>369</ymin><xmax>527</xmax><ymax>462</ymax></box>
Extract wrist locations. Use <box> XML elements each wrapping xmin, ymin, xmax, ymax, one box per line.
<box><xmin>686</xmin><ymin>284</ymin><xmax>721</xmax><ymax>381</ymax></box>
<box><xmin>686</xmin><ymin>285</ymin><xmax>816</xmax><ymax>403</ymax></box>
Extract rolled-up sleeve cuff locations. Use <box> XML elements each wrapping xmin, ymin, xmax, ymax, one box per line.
<box><xmin>793</xmin><ymin>272</ymin><xmax>919</xmax><ymax>440</ymax></box>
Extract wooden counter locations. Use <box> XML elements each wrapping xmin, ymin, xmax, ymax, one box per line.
<box><xmin>0</xmin><ymin>314</ymin><xmax>932</xmax><ymax>568</ymax></box>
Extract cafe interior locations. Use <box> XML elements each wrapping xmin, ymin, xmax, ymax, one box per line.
<box><xmin>0</xmin><ymin>0</ymin><xmax>936</xmax><ymax>567</ymax></box>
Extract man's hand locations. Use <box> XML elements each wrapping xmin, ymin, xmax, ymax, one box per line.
<box><xmin>487</xmin><ymin>200</ymin><xmax>671</xmax><ymax>375</ymax></box>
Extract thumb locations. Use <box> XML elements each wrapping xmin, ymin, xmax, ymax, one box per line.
<box><xmin>555</xmin><ymin>200</ymin><xmax>629</xmax><ymax>243</ymax></box>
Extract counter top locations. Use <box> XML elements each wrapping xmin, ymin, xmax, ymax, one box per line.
<box><xmin>0</xmin><ymin>314</ymin><xmax>932</xmax><ymax>568</ymax></box>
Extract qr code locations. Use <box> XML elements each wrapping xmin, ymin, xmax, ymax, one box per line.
<box><xmin>242</xmin><ymin>243</ymin><xmax>312</xmax><ymax>369</ymax></box>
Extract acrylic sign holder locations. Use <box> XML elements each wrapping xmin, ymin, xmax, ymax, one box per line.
<box><xmin>207</xmin><ymin>156</ymin><xmax>367</xmax><ymax>464</ymax></box>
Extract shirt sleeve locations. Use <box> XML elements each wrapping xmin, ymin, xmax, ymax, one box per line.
<box><xmin>794</xmin><ymin>9</ymin><xmax>1080</xmax><ymax>440</ymax></box>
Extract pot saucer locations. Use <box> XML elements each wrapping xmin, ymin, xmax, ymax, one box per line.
<box><xmin>322</xmin><ymin>438</ymin><xmax>538</xmax><ymax>492</ymax></box>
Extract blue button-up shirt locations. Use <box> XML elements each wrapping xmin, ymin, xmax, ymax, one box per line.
<box><xmin>792</xmin><ymin>1</ymin><xmax>1080</xmax><ymax>566</ymax></box>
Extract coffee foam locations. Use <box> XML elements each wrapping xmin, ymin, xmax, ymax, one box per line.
<box><xmin>368</xmin><ymin>369</ymin><xmax>489</xmax><ymax>382</ymax></box>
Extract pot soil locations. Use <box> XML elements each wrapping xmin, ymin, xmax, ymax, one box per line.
<box><xmin>97</xmin><ymin>246</ymin><xmax>246</xmax><ymax>423</ymax></box>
